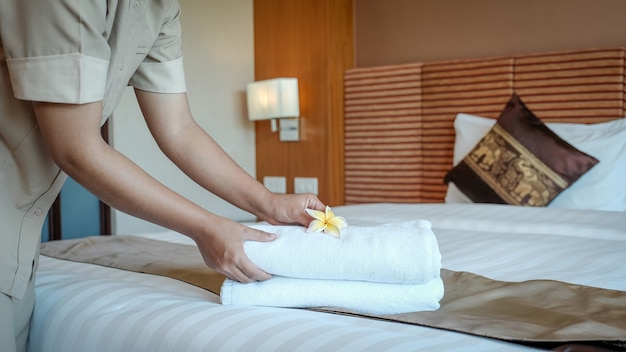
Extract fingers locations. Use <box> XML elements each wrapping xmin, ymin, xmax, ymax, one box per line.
<box><xmin>197</xmin><ymin>195</ymin><xmax>328</xmax><ymax>282</ymax></box>
<box><xmin>215</xmin><ymin>252</ymin><xmax>272</xmax><ymax>284</ymax></box>
<box><xmin>245</xmin><ymin>227</ymin><xmax>277</xmax><ymax>243</ymax></box>
<box><xmin>262</xmin><ymin>193</ymin><xmax>328</xmax><ymax>226</ymax></box>
<box><xmin>236</xmin><ymin>260</ymin><xmax>272</xmax><ymax>283</ymax></box>
<box><xmin>194</xmin><ymin>220</ymin><xmax>275</xmax><ymax>284</ymax></box>
<box><xmin>218</xmin><ymin>255</ymin><xmax>271</xmax><ymax>284</ymax></box>
<box><xmin>294</xmin><ymin>194</ymin><xmax>326</xmax><ymax>226</ymax></box>
<box><xmin>228</xmin><ymin>264</ymin><xmax>271</xmax><ymax>284</ymax></box>
<box><xmin>305</xmin><ymin>194</ymin><xmax>326</xmax><ymax>212</ymax></box>
<box><xmin>230</xmin><ymin>228</ymin><xmax>275</xmax><ymax>282</ymax></box>
<box><xmin>223</xmin><ymin>227</ymin><xmax>275</xmax><ymax>283</ymax></box>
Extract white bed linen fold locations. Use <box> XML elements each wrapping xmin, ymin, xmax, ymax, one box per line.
<box><xmin>336</xmin><ymin>203</ymin><xmax>626</xmax><ymax>291</ymax></box>
<box><xmin>336</xmin><ymin>203</ymin><xmax>625</xmax><ymax>241</ymax></box>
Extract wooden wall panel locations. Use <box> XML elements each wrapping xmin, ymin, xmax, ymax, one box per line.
<box><xmin>253</xmin><ymin>0</ymin><xmax>353</xmax><ymax>206</ymax></box>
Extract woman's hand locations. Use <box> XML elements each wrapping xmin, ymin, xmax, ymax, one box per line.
<box><xmin>260</xmin><ymin>193</ymin><xmax>326</xmax><ymax>227</ymax></box>
<box><xmin>193</xmin><ymin>216</ymin><xmax>276</xmax><ymax>283</ymax></box>
<box><xmin>195</xmin><ymin>193</ymin><xmax>324</xmax><ymax>283</ymax></box>
<box><xmin>194</xmin><ymin>192</ymin><xmax>324</xmax><ymax>283</ymax></box>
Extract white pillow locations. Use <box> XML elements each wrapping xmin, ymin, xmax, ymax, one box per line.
<box><xmin>446</xmin><ymin>113</ymin><xmax>626</xmax><ymax>211</ymax></box>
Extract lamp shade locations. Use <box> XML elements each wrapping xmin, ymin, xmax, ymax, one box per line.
<box><xmin>246</xmin><ymin>78</ymin><xmax>299</xmax><ymax>121</ymax></box>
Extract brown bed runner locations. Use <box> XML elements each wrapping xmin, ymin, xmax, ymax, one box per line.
<box><xmin>40</xmin><ymin>235</ymin><xmax>626</xmax><ymax>348</ymax></box>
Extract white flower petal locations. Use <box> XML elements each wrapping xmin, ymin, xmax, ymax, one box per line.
<box><xmin>324</xmin><ymin>206</ymin><xmax>334</xmax><ymax>220</ymax></box>
<box><xmin>306</xmin><ymin>208</ymin><xmax>326</xmax><ymax>221</ymax></box>
<box><xmin>328</xmin><ymin>216</ymin><xmax>348</xmax><ymax>230</ymax></box>
<box><xmin>323</xmin><ymin>223</ymin><xmax>342</xmax><ymax>238</ymax></box>
<box><xmin>306</xmin><ymin>219</ymin><xmax>326</xmax><ymax>233</ymax></box>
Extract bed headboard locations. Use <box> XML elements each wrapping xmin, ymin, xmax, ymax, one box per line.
<box><xmin>344</xmin><ymin>47</ymin><xmax>626</xmax><ymax>204</ymax></box>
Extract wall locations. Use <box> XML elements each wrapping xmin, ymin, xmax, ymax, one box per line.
<box><xmin>253</xmin><ymin>0</ymin><xmax>354</xmax><ymax>206</ymax></box>
<box><xmin>110</xmin><ymin>0</ymin><xmax>256</xmax><ymax>234</ymax></box>
<box><xmin>356</xmin><ymin>0</ymin><xmax>626</xmax><ymax>66</ymax></box>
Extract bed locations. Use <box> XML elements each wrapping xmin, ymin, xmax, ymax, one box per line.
<box><xmin>32</xmin><ymin>47</ymin><xmax>626</xmax><ymax>352</ymax></box>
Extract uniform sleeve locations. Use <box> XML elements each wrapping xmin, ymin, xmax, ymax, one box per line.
<box><xmin>0</xmin><ymin>0</ymin><xmax>110</xmax><ymax>104</ymax></box>
<box><xmin>129</xmin><ymin>0</ymin><xmax>187</xmax><ymax>94</ymax></box>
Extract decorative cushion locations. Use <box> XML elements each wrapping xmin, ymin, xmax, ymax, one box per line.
<box><xmin>446</xmin><ymin>112</ymin><xmax>626</xmax><ymax>211</ymax></box>
<box><xmin>444</xmin><ymin>94</ymin><xmax>599</xmax><ymax>207</ymax></box>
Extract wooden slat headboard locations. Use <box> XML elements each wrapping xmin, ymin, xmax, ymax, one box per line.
<box><xmin>344</xmin><ymin>47</ymin><xmax>626</xmax><ymax>204</ymax></box>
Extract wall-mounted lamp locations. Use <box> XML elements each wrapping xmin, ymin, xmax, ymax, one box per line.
<box><xmin>246</xmin><ymin>78</ymin><xmax>300</xmax><ymax>142</ymax></box>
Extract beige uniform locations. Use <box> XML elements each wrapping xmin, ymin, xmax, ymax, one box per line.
<box><xmin>0</xmin><ymin>1</ymin><xmax>187</xmax><ymax>349</ymax></box>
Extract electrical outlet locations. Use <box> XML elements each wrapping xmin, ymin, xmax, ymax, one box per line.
<box><xmin>263</xmin><ymin>176</ymin><xmax>286</xmax><ymax>194</ymax></box>
<box><xmin>294</xmin><ymin>177</ymin><xmax>318</xmax><ymax>195</ymax></box>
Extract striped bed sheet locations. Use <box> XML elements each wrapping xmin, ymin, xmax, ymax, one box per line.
<box><xmin>31</xmin><ymin>203</ymin><xmax>625</xmax><ymax>352</ymax></box>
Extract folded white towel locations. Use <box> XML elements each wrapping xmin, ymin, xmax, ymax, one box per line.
<box><xmin>246</xmin><ymin>220</ymin><xmax>441</xmax><ymax>284</ymax></box>
<box><xmin>220</xmin><ymin>276</ymin><xmax>444</xmax><ymax>315</ymax></box>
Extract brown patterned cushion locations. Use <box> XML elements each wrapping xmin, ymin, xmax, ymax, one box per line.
<box><xmin>443</xmin><ymin>95</ymin><xmax>599</xmax><ymax>206</ymax></box>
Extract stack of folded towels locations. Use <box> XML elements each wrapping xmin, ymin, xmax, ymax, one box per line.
<box><xmin>220</xmin><ymin>220</ymin><xmax>443</xmax><ymax>315</ymax></box>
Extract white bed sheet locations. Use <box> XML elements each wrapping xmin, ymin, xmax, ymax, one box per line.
<box><xmin>31</xmin><ymin>203</ymin><xmax>626</xmax><ymax>352</ymax></box>
<box><xmin>337</xmin><ymin>203</ymin><xmax>626</xmax><ymax>291</ymax></box>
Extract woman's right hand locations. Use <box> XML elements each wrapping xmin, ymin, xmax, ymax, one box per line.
<box><xmin>192</xmin><ymin>216</ymin><xmax>276</xmax><ymax>283</ymax></box>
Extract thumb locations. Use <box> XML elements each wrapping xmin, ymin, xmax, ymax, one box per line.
<box><xmin>296</xmin><ymin>196</ymin><xmax>326</xmax><ymax>227</ymax></box>
<box><xmin>306</xmin><ymin>197</ymin><xmax>326</xmax><ymax>212</ymax></box>
<box><xmin>245</xmin><ymin>227</ymin><xmax>277</xmax><ymax>243</ymax></box>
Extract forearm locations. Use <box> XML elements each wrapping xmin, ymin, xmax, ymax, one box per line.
<box><xmin>162</xmin><ymin>123</ymin><xmax>274</xmax><ymax>218</ymax></box>
<box><xmin>71</xmin><ymin>140</ymin><xmax>215</xmax><ymax>238</ymax></box>
<box><xmin>135</xmin><ymin>90</ymin><xmax>275</xmax><ymax>220</ymax></box>
<box><xmin>136</xmin><ymin>90</ymin><xmax>325</xmax><ymax>227</ymax></box>
<box><xmin>33</xmin><ymin>101</ymin><xmax>215</xmax><ymax>240</ymax></box>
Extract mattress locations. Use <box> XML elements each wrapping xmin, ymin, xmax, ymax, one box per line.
<box><xmin>31</xmin><ymin>203</ymin><xmax>626</xmax><ymax>351</ymax></box>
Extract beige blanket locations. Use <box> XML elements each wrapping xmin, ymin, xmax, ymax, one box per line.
<box><xmin>40</xmin><ymin>235</ymin><xmax>626</xmax><ymax>350</ymax></box>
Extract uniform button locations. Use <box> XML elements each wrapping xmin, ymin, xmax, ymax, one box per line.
<box><xmin>119</xmin><ymin>63</ymin><xmax>125</xmax><ymax>71</ymax></box>
<box><xmin>133</xmin><ymin>1</ymin><xmax>140</xmax><ymax>9</ymax></box>
<box><xmin>34</xmin><ymin>208</ymin><xmax>43</xmax><ymax>216</ymax></box>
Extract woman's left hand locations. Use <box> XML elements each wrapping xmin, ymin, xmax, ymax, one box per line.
<box><xmin>261</xmin><ymin>193</ymin><xmax>326</xmax><ymax>227</ymax></box>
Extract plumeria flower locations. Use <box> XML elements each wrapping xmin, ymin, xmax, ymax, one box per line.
<box><xmin>305</xmin><ymin>206</ymin><xmax>348</xmax><ymax>238</ymax></box>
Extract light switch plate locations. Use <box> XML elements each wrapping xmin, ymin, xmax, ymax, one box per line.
<box><xmin>263</xmin><ymin>176</ymin><xmax>286</xmax><ymax>194</ymax></box>
<box><xmin>294</xmin><ymin>177</ymin><xmax>318</xmax><ymax>195</ymax></box>
<box><xmin>279</xmin><ymin>117</ymin><xmax>299</xmax><ymax>142</ymax></box>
